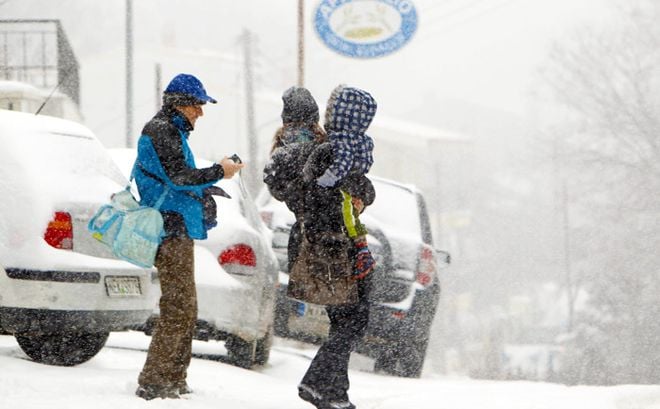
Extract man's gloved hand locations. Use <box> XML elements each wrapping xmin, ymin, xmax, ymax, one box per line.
<box><xmin>353</xmin><ymin>240</ymin><xmax>375</xmax><ymax>280</ymax></box>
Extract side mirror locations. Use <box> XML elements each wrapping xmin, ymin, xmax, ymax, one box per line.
<box><xmin>436</xmin><ymin>249</ymin><xmax>451</xmax><ymax>265</ymax></box>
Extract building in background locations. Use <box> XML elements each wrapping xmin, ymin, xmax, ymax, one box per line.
<box><xmin>0</xmin><ymin>19</ymin><xmax>82</xmax><ymax>121</ymax></box>
<box><xmin>368</xmin><ymin>116</ymin><xmax>473</xmax><ymax>261</ymax></box>
<box><xmin>0</xmin><ymin>80</ymin><xmax>81</xmax><ymax>121</ymax></box>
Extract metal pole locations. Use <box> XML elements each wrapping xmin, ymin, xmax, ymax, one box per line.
<box><xmin>553</xmin><ymin>136</ymin><xmax>574</xmax><ymax>332</ymax></box>
<box><xmin>561</xmin><ymin>178</ymin><xmax>574</xmax><ymax>332</ymax></box>
<box><xmin>41</xmin><ymin>31</ymin><xmax>47</xmax><ymax>87</ymax></box>
<box><xmin>242</xmin><ymin>29</ymin><xmax>258</xmax><ymax>194</ymax></box>
<box><xmin>155</xmin><ymin>62</ymin><xmax>162</xmax><ymax>111</ymax></box>
<box><xmin>21</xmin><ymin>32</ymin><xmax>26</xmax><ymax>82</ymax></box>
<box><xmin>3</xmin><ymin>32</ymin><xmax>8</xmax><ymax>79</ymax></box>
<box><xmin>126</xmin><ymin>0</ymin><xmax>133</xmax><ymax>147</ymax></box>
<box><xmin>297</xmin><ymin>0</ymin><xmax>304</xmax><ymax>87</ymax></box>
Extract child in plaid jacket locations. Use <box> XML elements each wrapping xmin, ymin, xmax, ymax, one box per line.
<box><xmin>309</xmin><ymin>84</ymin><xmax>378</xmax><ymax>279</ymax></box>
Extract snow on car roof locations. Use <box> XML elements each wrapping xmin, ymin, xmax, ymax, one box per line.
<box><xmin>0</xmin><ymin>110</ymin><xmax>139</xmax><ymax>269</ymax></box>
<box><xmin>0</xmin><ymin>109</ymin><xmax>125</xmax><ymax>202</ymax></box>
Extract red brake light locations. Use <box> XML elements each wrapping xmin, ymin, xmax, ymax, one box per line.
<box><xmin>44</xmin><ymin>211</ymin><xmax>73</xmax><ymax>250</ymax></box>
<box><xmin>391</xmin><ymin>310</ymin><xmax>406</xmax><ymax>319</ymax></box>
<box><xmin>219</xmin><ymin>244</ymin><xmax>257</xmax><ymax>267</ymax></box>
<box><xmin>416</xmin><ymin>245</ymin><xmax>436</xmax><ymax>287</ymax></box>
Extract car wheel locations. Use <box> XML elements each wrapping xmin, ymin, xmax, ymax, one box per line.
<box><xmin>273</xmin><ymin>298</ymin><xmax>291</xmax><ymax>338</ymax></box>
<box><xmin>254</xmin><ymin>327</ymin><xmax>273</xmax><ymax>366</ymax></box>
<box><xmin>225</xmin><ymin>335</ymin><xmax>255</xmax><ymax>369</ymax></box>
<box><xmin>15</xmin><ymin>331</ymin><xmax>109</xmax><ymax>366</ymax></box>
<box><xmin>397</xmin><ymin>336</ymin><xmax>429</xmax><ymax>378</ymax></box>
<box><xmin>141</xmin><ymin>315</ymin><xmax>157</xmax><ymax>336</ymax></box>
<box><xmin>390</xmin><ymin>283</ymin><xmax>439</xmax><ymax>377</ymax></box>
<box><xmin>374</xmin><ymin>347</ymin><xmax>398</xmax><ymax>375</ymax></box>
<box><xmin>373</xmin><ymin>335</ymin><xmax>428</xmax><ymax>378</ymax></box>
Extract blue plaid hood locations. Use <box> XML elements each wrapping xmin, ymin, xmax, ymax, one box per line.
<box><xmin>325</xmin><ymin>85</ymin><xmax>377</xmax><ymax>135</ymax></box>
<box><xmin>321</xmin><ymin>85</ymin><xmax>377</xmax><ymax>186</ymax></box>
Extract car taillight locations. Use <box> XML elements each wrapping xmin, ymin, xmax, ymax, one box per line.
<box><xmin>416</xmin><ymin>245</ymin><xmax>436</xmax><ymax>287</ymax></box>
<box><xmin>219</xmin><ymin>243</ymin><xmax>257</xmax><ymax>267</ymax></box>
<box><xmin>44</xmin><ymin>211</ymin><xmax>73</xmax><ymax>250</ymax></box>
<box><xmin>391</xmin><ymin>310</ymin><xmax>406</xmax><ymax>319</ymax></box>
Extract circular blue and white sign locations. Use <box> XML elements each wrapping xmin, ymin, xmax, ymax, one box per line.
<box><xmin>314</xmin><ymin>0</ymin><xmax>418</xmax><ymax>59</ymax></box>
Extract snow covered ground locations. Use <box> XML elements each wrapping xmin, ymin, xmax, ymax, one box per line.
<box><xmin>0</xmin><ymin>332</ymin><xmax>659</xmax><ymax>409</ymax></box>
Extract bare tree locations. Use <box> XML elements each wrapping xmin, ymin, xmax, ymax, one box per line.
<box><xmin>541</xmin><ymin>0</ymin><xmax>660</xmax><ymax>384</ymax></box>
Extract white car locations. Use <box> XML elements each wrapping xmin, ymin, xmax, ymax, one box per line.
<box><xmin>0</xmin><ymin>109</ymin><xmax>159</xmax><ymax>366</ymax></box>
<box><xmin>109</xmin><ymin>149</ymin><xmax>279</xmax><ymax>368</ymax></box>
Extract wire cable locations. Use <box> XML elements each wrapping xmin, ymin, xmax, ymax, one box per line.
<box><xmin>417</xmin><ymin>0</ymin><xmax>522</xmax><ymax>45</ymax></box>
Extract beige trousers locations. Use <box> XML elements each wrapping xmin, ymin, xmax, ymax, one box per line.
<box><xmin>138</xmin><ymin>236</ymin><xmax>197</xmax><ymax>387</ymax></box>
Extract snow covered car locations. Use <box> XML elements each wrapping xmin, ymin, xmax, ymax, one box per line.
<box><xmin>0</xmin><ymin>109</ymin><xmax>159</xmax><ymax>366</ymax></box>
<box><xmin>110</xmin><ymin>149</ymin><xmax>279</xmax><ymax>368</ymax></box>
<box><xmin>257</xmin><ymin>176</ymin><xmax>449</xmax><ymax>378</ymax></box>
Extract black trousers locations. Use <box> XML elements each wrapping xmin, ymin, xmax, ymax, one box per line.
<box><xmin>301</xmin><ymin>276</ymin><xmax>372</xmax><ymax>400</ymax></box>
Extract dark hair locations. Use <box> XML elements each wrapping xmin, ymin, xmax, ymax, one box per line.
<box><xmin>162</xmin><ymin>92</ymin><xmax>205</xmax><ymax>107</ymax></box>
<box><xmin>270</xmin><ymin>122</ymin><xmax>326</xmax><ymax>154</ymax></box>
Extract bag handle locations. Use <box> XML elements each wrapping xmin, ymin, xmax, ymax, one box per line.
<box><xmin>129</xmin><ymin>159</ymin><xmax>168</xmax><ymax>211</ymax></box>
<box><xmin>88</xmin><ymin>205</ymin><xmax>122</xmax><ymax>234</ymax></box>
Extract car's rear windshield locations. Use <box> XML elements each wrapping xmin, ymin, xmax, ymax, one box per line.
<box><xmin>0</xmin><ymin>110</ymin><xmax>123</xmax><ymax>179</ymax></box>
<box><xmin>365</xmin><ymin>181</ymin><xmax>421</xmax><ymax>239</ymax></box>
<box><xmin>23</xmin><ymin>130</ymin><xmax>123</xmax><ymax>182</ymax></box>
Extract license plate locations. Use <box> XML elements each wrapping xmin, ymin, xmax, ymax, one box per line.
<box><xmin>305</xmin><ymin>303</ymin><xmax>327</xmax><ymax>318</ymax></box>
<box><xmin>289</xmin><ymin>302</ymin><xmax>329</xmax><ymax>338</ymax></box>
<box><xmin>105</xmin><ymin>276</ymin><xmax>141</xmax><ymax>297</ymax></box>
<box><xmin>294</xmin><ymin>302</ymin><xmax>327</xmax><ymax>318</ymax></box>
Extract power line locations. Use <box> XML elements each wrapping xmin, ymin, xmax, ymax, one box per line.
<box><xmin>424</xmin><ymin>0</ymin><xmax>491</xmax><ymax>23</ymax></box>
<box><xmin>417</xmin><ymin>0</ymin><xmax>522</xmax><ymax>45</ymax></box>
<box><xmin>419</xmin><ymin>0</ymin><xmax>461</xmax><ymax>15</ymax></box>
<box><xmin>90</xmin><ymin>97</ymin><xmax>152</xmax><ymax>134</ymax></box>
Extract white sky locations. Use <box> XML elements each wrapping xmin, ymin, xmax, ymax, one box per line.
<box><xmin>0</xmin><ymin>0</ymin><xmax>614</xmax><ymax>153</ymax></box>
<box><xmin>410</xmin><ymin>0</ymin><xmax>611</xmax><ymax>111</ymax></box>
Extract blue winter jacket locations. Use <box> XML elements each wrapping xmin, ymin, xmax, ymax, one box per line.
<box><xmin>134</xmin><ymin>107</ymin><xmax>223</xmax><ymax>240</ymax></box>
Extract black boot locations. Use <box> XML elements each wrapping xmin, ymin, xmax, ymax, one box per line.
<box><xmin>299</xmin><ymin>384</ymin><xmax>356</xmax><ymax>409</ymax></box>
<box><xmin>298</xmin><ymin>383</ymin><xmax>324</xmax><ymax>407</ymax></box>
<box><xmin>319</xmin><ymin>399</ymin><xmax>356</xmax><ymax>409</ymax></box>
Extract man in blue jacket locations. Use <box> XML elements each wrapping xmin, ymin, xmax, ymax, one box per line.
<box><xmin>135</xmin><ymin>73</ymin><xmax>243</xmax><ymax>400</ymax></box>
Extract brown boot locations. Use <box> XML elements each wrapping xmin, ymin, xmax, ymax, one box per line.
<box><xmin>135</xmin><ymin>384</ymin><xmax>180</xmax><ymax>400</ymax></box>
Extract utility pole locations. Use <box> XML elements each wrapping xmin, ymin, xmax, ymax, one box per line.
<box><xmin>561</xmin><ymin>178</ymin><xmax>574</xmax><ymax>332</ymax></box>
<box><xmin>125</xmin><ymin>0</ymin><xmax>133</xmax><ymax>147</ymax></box>
<box><xmin>241</xmin><ymin>29</ymin><xmax>258</xmax><ymax>195</ymax></box>
<box><xmin>297</xmin><ymin>0</ymin><xmax>304</xmax><ymax>87</ymax></box>
<box><xmin>553</xmin><ymin>136</ymin><xmax>574</xmax><ymax>332</ymax></box>
<box><xmin>155</xmin><ymin>62</ymin><xmax>162</xmax><ymax>111</ymax></box>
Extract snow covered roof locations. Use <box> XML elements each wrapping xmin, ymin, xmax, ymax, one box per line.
<box><xmin>247</xmin><ymin>89</ymin><xmax>470</xmax><ymax>146</ymax></box>
<box><xmin>370</xmin><ymin>115</ymin><xmax>471</xmax><ymax>145</ymax></box>
<box><xmin>0</xmin><ymin>80</ymin><xmax>48</xmax><ymax>99</ymax></box>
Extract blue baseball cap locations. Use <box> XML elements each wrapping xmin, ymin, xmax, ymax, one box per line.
<box><xmin>164</xmin><ymin>73</ymin><xmax>217</xmax><ymax>104</ymax></box>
